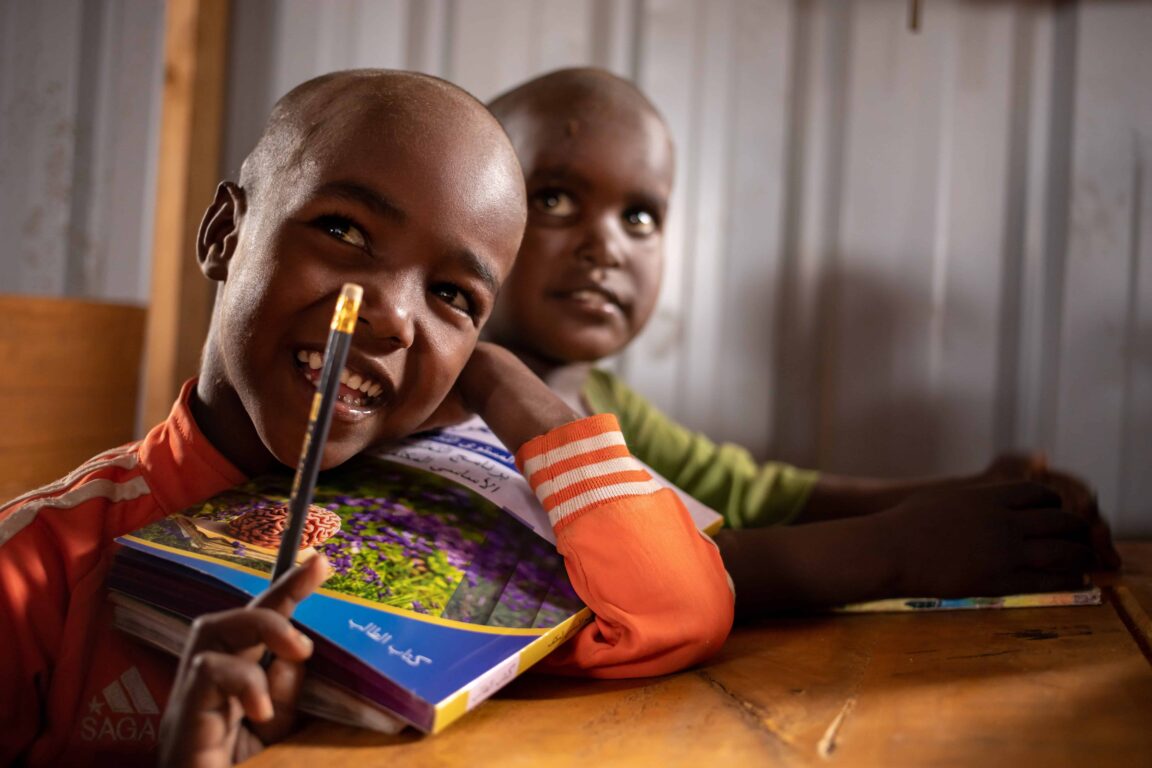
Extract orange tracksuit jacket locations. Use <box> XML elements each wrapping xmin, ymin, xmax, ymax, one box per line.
<box><xmin>0</xmin><ymin>383</ymin><xmax>733</xmax><ymax>766</ymax></box>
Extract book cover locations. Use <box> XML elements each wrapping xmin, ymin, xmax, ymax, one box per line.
<box><xmin>110</xmin><ymin>423</ymin><xmax>596</xmax><ymax>734</ymax></box>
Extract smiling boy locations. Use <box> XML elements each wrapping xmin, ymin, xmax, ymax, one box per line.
<box><xmin>190</xmin><ymin>70</ymin><xmax>523</xmax><ymax>475</ymax></box>
<box><xmin>0</xmin><ymin>69</ymin><xmax>733</xmax><ymax>767</ymax></box>
<box><xmin>484</xmin><ymin>67</ymin><xmax>1114</xmax><ymax>618</ymax></box>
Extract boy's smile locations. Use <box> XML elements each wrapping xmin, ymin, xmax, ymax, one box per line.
<box><xmin>193</xmin><ymin>73</ymin><xmax>525</xmax><ymax>476</ymax></box>
<box><xmin>553</xmin><ymin>280</ymin><xmax>626</xmax><ymax>318</ymax></box>
<box><xmin>295</xmin><ymin>349</ymin><xmax>388</xmax><ymax>411</ymax></box>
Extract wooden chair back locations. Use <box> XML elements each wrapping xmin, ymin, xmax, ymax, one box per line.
<box><xmin>0</xmin><ymin>295</ymin><xmax>147</xmax><ymax>502</ymax></box>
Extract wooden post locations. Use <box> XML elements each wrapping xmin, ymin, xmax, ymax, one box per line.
<box><xmin>142</xmin><ymin>0</ymin><xmax>229</xmax><ymax>429</ymax></box>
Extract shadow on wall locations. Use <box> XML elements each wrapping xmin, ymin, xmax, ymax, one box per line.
<box><xmin>805</xmin><ymin>262</ymin><xmax>996</xmax><ymax>480</ymax></box>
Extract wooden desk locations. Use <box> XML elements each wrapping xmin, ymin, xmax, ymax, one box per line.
<box><xmin>246</xmin><ymin>542</ymin><xmax>1152</xmax><ymax>767</ymax></box>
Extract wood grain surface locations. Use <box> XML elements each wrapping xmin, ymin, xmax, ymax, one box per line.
<box><xmin>243</xmin><ymin>541</ymin><xmax>1152</xmax><ymax>767</ymax></box>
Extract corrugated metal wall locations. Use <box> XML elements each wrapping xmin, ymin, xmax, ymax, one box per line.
<box><xmin>2</xmin><ymin>0</ymin><xmax>1148</xmax><ymax>534</ymax></box>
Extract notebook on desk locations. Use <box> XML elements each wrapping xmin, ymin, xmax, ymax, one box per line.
<box><xmin>834</xmin><ymin>586</ymin><xmax>1101</xmax><ymax>613</ymax></box>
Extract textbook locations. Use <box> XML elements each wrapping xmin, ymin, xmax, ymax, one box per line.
<box><xmin>109</xmin><ymin>419</ymin><xmax>722</xmax><ymax>735</ymax></box>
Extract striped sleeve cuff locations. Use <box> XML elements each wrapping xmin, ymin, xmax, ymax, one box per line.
<box><xmin>515</xmin><ymin>414</ymin><xmax>663</xmax><ymax>530</ymax></box>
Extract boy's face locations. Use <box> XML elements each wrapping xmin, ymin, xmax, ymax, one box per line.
<box><xmin>200</xmin><ymin>99</ymin><xmax>524</xmax><ymax>472</ymax></box>
<box><xmin>486</xmin><ymin>106</ymin><xmax>673</xmax><ymax>365</ymax></box>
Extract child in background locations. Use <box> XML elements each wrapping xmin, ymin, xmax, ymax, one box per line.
<box><xmin>0</xmin><ymin>69</ymin><xmax>733</xmax><ymax>767</ymax></box>
<box><xmin>484</xmin><ymin>66</ymin><xmax>1118</xmax><ymax>618</ymax></box>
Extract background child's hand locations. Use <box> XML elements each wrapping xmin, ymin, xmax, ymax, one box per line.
<box><xmin>881</xmin><ymin>482</ymin><xmax>1095</xmax><ymax>598</ymax></box>
<box><xmin>410</xmin><ymin>342</ymin><xmax>524</xmax><ymax>433</ymax></box>
<box><xmin>980</xmin><ymin>453</ymin><xmax>1121</xmax><ymax>570</ymax></box>
<box><xmin>412</xmin><ymin>385</ymin><xmax>474</xmax><ymax>433</ymax></box>
<box><xmin>158</xmin><ymin>554</ymin><xmax>330</xmax><ymax>768</ymax></box>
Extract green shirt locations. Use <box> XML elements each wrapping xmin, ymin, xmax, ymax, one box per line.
<box><xmin>582</xmin><ymin>368</ymin><xmax>818</xmax><ymax>529</ymax></box>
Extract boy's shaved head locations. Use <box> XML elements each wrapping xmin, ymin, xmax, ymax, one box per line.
<box><xmin>489</xmin><ymin>67</ymin><xmax>672</xmax><ymax>168</ymax></box>
<box><xmin>488</xmin><ymin>66</ymin><xmax>663</xmax><ymax>129</ymax></box>
<box><xmin>240</xmin><ymin>69</ymin><xmax>515</xmax><ymax>208</ymax></box>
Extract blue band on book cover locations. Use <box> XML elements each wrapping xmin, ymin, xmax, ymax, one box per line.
<box><xmin>111</xmin><ymin>421</ymin><xmax>592</xmax><ymax>733</ymax></box>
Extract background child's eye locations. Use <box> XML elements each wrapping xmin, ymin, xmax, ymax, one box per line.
<box><xmin>318</xmin><ymin>215</ymin><xmax>368</xmax><ymax>248</ymax></box>
<box><xmin>431</xmin><ymin>283</ymin><xmax>475</xmax><ymax>317</ymax></box>
<box><xmin>623</xmin><ymin>208</ymin><xmax>657</xmax><ymax>236</ymax></box>
<box><xmin>531</xmin><ymin>189</ymin><xmax>578</xmax><ymax>218</ymax></box>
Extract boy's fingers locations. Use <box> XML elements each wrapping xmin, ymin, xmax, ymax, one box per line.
<box><xmin>248</xmin><ymin>654</ymin><xmax>309</xmax><ymax>744</ymax></box>
<box><xmin>188</xmin><ymin>608</ymin><xmax>313</xmax><ymax>662</ymax></box>
<box><xmin>185</xmin><ymin>650</ymin><xmax>274</xmax><ymax>723</ymax></box>
<box><xmin>250</xmin><ymin>554</ymin><xmax>331</xmax><ymax>617</ymax></box>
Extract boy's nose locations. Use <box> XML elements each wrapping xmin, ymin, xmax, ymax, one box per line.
<box><xmin>575</xmin><ymin>217</ymin><xmax>624</xmax><ymax>269</ymax></box>
<box><xmin>357</xmin><ymin>283</ymin><xmax>416</xmax><ymax>349</ymax></box>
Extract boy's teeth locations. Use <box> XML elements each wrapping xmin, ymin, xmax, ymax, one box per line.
<box><xmin>297</xmin><ymin>350</ymin><xmax>384</xmax><ymax>401</ymax></box>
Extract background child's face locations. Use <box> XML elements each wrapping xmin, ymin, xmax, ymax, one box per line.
<box><xmin>487</xmin><ymin>107</ymin><xmax>674</xmax><ymax>365</ymax></box>
<box><xmin>204</xmin><ymin>102</ymin><xmax>524</xmax><ymax>471</ymax></box>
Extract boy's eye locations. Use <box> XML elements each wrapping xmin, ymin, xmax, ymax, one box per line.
<box><xmin>623</xmin><ymin>208</ymin><xmax>657</xmax><ymax>236</ymax></box>
<box><xmin>318</xmin><ymin>215</ymin><xmax>367</xmax><ymax>248</ymax></box>
<box><xmin>531</xmin><ymin>189</ymin><xmax>578</xmax><ymax>218</ymax></box>
<box><xmin>432</xmin><ymin>283</ymin><xmax>475</xmax><ymax>317</ymax></box>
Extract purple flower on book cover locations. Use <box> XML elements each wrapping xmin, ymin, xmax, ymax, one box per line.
<box><xmin>141</xmin><ymin>458</ymin><xmax>582</xmax><ymax>628</ymax></box>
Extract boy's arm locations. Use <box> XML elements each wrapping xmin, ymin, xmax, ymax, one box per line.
<box><xmin>796</xmin><ymin>472</ymin><xmax>982</xmax><ymax>522</ymax></box>
<box><xmin>458</xmin><ymin>344</ymin><xmax>734</xmax><ymax>677</ymax></box>
<box><xmin>586</xmin><ymin>371</ymin><xmax>817</xmax><ymax>529</ymax></box>
<box><xmin>0</xmin><ymin>557</ymin><xmax>43</xmax><ymax>766</ymax></box>
<box><xmin>0</xmin><ymin>506</ymin><xmax>83</xmax><ymax>765</ymax></box>
<box><xmin>717</xmin><ymin>482</ymin><xmax>1096</xmax><ymax>618</ymax></box>
<box><xmin>595</xmin><ymin>373</ymin><xmax>1117</xmax><ymax>572</ymax></box>
<box><xmin>450</xmin><ymin>343</ymin><xmax>580</xmax><ymax>454</ymax></box>
<box><xmin>797</xmin><ymin>459</ymin><xmax>1120</xmax><ymax>571</ymax></box>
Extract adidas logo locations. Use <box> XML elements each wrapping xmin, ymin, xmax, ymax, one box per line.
<box><xmin>80</xmin><ymin>666</ymin><xmax>159</xmax><ymax>744</ymax></box>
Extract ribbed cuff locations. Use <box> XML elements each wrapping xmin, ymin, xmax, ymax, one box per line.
<box><xmin>515</xmin><ymin>414</ymin><xmax>661</xmax><ymax>530</ymax></box>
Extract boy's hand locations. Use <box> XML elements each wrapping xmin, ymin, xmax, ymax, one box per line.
<box><xmin>981</xmin><ymin>453</ymin><xmax>1121</xmax><ymax>570</ymax></box>
<box><xmin>158</xmin><ymin>554</ymin><xmax>330</xmax><ymax>768</ymax></box>
<box><xmin>418</xmin><ymin>342</ymin><xmax>579</xmax><ymax>452</ymax></box>
<box><xmin>882</xmin><ymin>482</ymin><xmax>1095</xmax><ymax>598</ymax></box>
<box><xmin>410</xmin><ymin>342</ymin><xmax>523</xmax><ymax>433</ymax></box>
<box><xmin>412</xmin><ymin>386</ymin><xmax>474</xmax><ymax>433</ymax></box>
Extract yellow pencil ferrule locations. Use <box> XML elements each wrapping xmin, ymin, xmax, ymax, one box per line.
<box><xmin>331</xmin><ymin>283</ymin><xmax>364</xmax><ymax>334</ymax></box>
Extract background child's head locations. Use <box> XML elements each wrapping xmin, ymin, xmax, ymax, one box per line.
<box><xmin>484</xmin><ymin>67</ymin><xmax>675</xmax><ymax>370</ymax></box>
<box><xmin>194</xmin><ymin>69</ymin><xmax>527</xmax><ymax>475</ymax></box>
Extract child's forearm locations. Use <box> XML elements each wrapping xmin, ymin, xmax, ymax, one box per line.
<box><xmin>795</xmin><ymin>472</ymin><xmax>979</xmax><ymax>524</ymax></box>
<box><xmin>457</xmin><ymin>342</ymin><xmax>580</xmax><ymax>453</ymax></box>
<box><xmin>516</xmin><ymin>415</ymin><xmax>734</xmax><ymax>676</ymax></box>
<box><xmin>721</xmin><ymin>482</ymin><xmax>1096</xmax><ymax>618</ymax></box>
<box><xmin>715</xmin><ymin>517</ymin><xmax>898</xmax><ymax>616</ymax></box>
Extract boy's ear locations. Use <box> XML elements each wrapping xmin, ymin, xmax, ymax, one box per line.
<box><xmin>197</xmin><ymin>181</ymin><xmax>246</xmax><ymax>281</ymax></box>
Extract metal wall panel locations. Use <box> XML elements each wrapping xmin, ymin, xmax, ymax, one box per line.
<box><xmin>2</xmin><ymin>0</ymin><xmax>1147</xmax><ymax>534</ymax></box>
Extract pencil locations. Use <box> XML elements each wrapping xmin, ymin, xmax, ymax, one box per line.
<box><xmin>833</xmin><ymin>586</ymin><xmax>1102</xmax><ymax>613</ymax></box>
<box><xmin>270</xmin><ymin>282</ymin><xmax>363</xmax><ymax>582</ymax></box>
